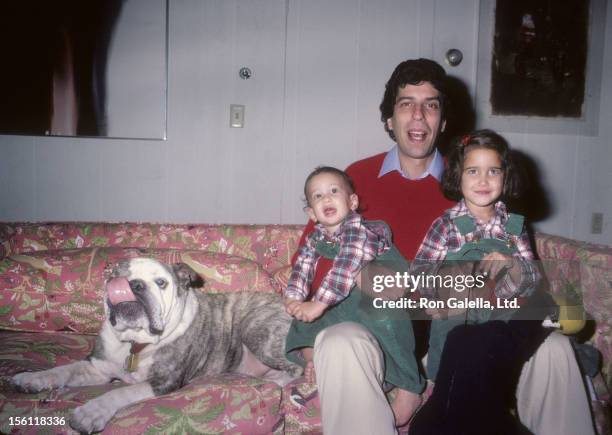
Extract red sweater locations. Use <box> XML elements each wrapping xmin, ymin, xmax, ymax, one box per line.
<box><xmin>294</xmin><ymin>152</ymin><xmax>455</xmax><ymax>291</ymax></box>
<box><xmin>346</xmin><ymin>152</ymin><xmax>455</xmax><ymax>259</ymax></box>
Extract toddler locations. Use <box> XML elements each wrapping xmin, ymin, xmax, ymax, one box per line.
<box><xmin>284</xmin><ymin>166</ymin><xmax>424</xmax><ymax>425</ymax></box>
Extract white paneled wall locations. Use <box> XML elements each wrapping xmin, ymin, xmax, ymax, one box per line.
<box><xmin>0</xmin><ymin>136</ymin><xmax>36</xmax><ymax>219</ymax></box>
<box><xmin>0</xmin><ymin>0</ymin><xmax>610</xmax><ymax>245</ymax></box>
<box><xmin>281</xmin><ymin>0</ymin><xmax>477</xmax><ymax>223</ymax></box>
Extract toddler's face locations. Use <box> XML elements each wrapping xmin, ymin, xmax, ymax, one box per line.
<box><xmin>306</xmin><ymin>172</ymin><xmax>358</xmax><ymax>234</ymax></box>
<box><xmin>461</xmin><ymin>148</ymin><xmax>504</xmax><ymax>220</ymax></box>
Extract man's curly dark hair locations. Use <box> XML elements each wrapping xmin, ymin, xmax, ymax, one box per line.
<box><xmin>379</xmin><ymin>58</ymin><xmax>449</xmax><ymax>141</ymax></box>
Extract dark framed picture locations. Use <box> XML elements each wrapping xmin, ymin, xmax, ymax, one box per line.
<box><xmin>490</xmin><ymin>0</ymin><xmax>589</xmax><ymax>118</ymax></box>
<box><xmin>0</xmin><ymin>0</ymin><xmax>168</xmax><ymax>140</ymax></box>
<box><xmin>475</xmin><ymin>0</ymin><xmax>606</xmax><ymax>135</ymax></box>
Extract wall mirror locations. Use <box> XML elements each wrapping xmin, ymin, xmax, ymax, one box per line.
<box><xmin>0</xmin><ymin>0</ymin><xmax>168</xmax><ymax>140</ymax></box>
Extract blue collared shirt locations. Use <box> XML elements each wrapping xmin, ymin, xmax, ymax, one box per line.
<box><xmin>378</xmin><ymin>146</ymin><xmax>444</xmax><ymax>181</ymax></box>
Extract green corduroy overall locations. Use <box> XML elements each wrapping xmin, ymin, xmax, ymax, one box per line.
<box><xmin>426</xmin><ymin>213</ymin><xmax>525</xmax><ymax>381</ymax></box>
<box><xmin>285</xmin><ymin>235</ymin><xmax>425</xmax><ymax>393</ymax></box>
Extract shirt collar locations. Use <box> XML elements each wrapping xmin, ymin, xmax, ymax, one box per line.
<box><xmin>314</xmin><ymin>210</ymin><xmax>361</xmax><ymax>239</ymax></box>
<box><xmin>378</xmin><ymin>146</ymin><xmax>444</xmax><ymax>181</ymax></box>
<box><xmin>450</xmin><ymin>200</ymin><xmax>508</xmax><ymax>225</ymax></box>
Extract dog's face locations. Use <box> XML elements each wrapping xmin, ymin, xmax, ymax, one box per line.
<box><xmin>104</xmin><ymin>258</ymin><xmax>204</xmax><ymax>344</ymax></box>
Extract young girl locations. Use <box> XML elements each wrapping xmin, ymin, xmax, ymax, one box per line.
<box><xmin>414</xmin><ymin>129</ymin><xmax>540</xmax><ymax>383</ymax></box>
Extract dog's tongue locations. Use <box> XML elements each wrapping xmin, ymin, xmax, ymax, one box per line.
<box><xmin>107</xmin><ymin>277</ymin><xmax>137</xmax><ymax>305</ymax></box>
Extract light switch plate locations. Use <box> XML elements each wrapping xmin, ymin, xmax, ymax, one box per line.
<box><xmin>591</xmin><ymin>212</ymin><xmax>603</xmax><ymax>234</ymax></box>
<box><xmin>230</xmin><ymin>104</ymin><xmax>245</xmax><ymax>128</ymax></box>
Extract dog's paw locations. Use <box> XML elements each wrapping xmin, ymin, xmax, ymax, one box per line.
<box><xmin>11</xmin><ymin>371</ymin><xmax>58</xmax><ymax>393</ymax></box>
<box><xmin>70</xmin><ymin>400</ymin><xmax>116</xmax><ymax>434</ymax></box>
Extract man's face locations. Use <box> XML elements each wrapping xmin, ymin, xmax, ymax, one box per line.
<box><xmin>386</xmin><ymin>82</ymin><xmax>446</xmax><ymax>164</ymax></box>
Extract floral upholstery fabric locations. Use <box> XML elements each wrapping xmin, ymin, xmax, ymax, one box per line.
<box><xmin>106</xmin><ymin>374</ymin><xmax>284</xmax><ymax>435</ymax></box>
<box><xmin>0</xmin><ymin>333</ymin><xmax>284</xmax><ymax>435</ymax></box>
<box><xmin>0</xmin><ymin>222</ymin><xmax>304</xmax><ymax>275</ymax></box>
<box><xmin>536</xmin><ymin>233</ymin><xmax>612</xmax><ymax>390</ymax></box>
<box><xmin>282</xmin><ymin>380</ymin><xmax>322</xmax><ymax>434</ymax></box>
<box><xmin>0</xmin><ymin>332</ymin><xmax>94</xmax><ymax>378</ymax></box>
<box><xmin>0</xmin><ymin>223</ymin><xmax>610</xmax><ymax>434</ymax></box>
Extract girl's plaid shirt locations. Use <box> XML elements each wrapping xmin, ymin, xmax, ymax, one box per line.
<box><xmin>414</xmin><ymin>200</ymin><xmax>539</xmax><ymax>299</ymax></box>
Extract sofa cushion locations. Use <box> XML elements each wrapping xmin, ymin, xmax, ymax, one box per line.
<box><xmin>1</xmin><ymin>382</ymin><xmax>127</xmax><ymax>435</ymax></box>
<box><xmin>0</xmin><ymin>332</ymin><xmax>95</xmax><ymax>377</ymax></box>
<box><xmin>282</xmin><ymin>379</ymin><xmax>322</xmax><ymax>434</ymax></box>
<box><xmin>0</xmin><ymin>222</ymin><xmax>304</xmax><ymax>274</ymax></box>
<box><xmin>0</xmin><ymin>248</ymin><xmax>276</xmax><ymax>334</ymax></box>
<box><xmin>0</xmin><ymin>331</ymin><xmax>99</xmax><ymax>434</ymax></box>
<box><xmin>0</xmin><ymin>332</ymin><xmax>284</xmax><ymax>435</ymax></box>
<box><xmin>106</xmin><ymin>374</ymin><xmax>284</xmax><ymax>435</ymax></box>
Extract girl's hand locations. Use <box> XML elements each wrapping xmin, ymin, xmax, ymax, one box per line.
<box><xmin>477</xmin><ymin>252</ymin><xmax>515</xmax><ymax>280</ymax></box>
<box><xmin>293</xmin><ymin>300</ymin><xmax>328</xmax><ymax>322</ymax></box>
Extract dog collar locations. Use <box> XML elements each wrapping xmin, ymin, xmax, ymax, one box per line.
<box><xmin>126</xmin><ymin>342</ymin><xmax>149</xmax><ymax>372</ymax></box>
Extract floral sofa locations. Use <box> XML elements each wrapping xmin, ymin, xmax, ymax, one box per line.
<box><xmin>0</xmin><ymin>222</ymin><xmax>610</xmax><ymax>434</ymax></box>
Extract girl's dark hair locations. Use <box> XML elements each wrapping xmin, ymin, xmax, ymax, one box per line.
<box><xmin>379</xmin><ymin>58</ymin><xmax>449</xmax><ymax>141</ymax></box>
<box><xmin>304</xmin><ymin>166</ymin><xmax>355</xmax><ymax>205</ymax></box>
<box><xmin>441</xmin><ymin>129</ymin><xmax>521</xmax><ymax>201</ymax></box>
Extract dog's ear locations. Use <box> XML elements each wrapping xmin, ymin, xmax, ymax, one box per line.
<box><xmin>172</xmin><ymin>263</ymin><xmax>205</xmax><ymax>289</ymax></box>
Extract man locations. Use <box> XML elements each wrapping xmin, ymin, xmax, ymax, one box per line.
<box><xmin>296</xmin><ymin>59</ymin><xmax>594</xmax><ymax>435</ymax></box>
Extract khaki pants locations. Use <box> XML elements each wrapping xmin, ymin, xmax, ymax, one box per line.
<box><xmin>516</xmin><ymin>332</ymin><xmax>595</xmax><ymax>435</ymax></box>
<box><xmin>313</xmin><ymin>323</ymin><xmax>594</xmax><ymax>435</ymax></box>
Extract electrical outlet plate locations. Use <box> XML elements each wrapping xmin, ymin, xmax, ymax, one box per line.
<box><xmin>230</xmin><ymin>104</ymin><xmax>245</xmax><ymax>128</ymax></box>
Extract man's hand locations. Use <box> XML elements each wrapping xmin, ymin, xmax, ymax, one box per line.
<box><xmin>292</xmin><ymin>300</ymin><xmax>328</xmax><ymax>322</ymax></box>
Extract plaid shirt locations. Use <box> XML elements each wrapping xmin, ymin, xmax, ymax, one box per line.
<box><xmin>284</xmin><ymin>211</ymin><xmax>391</xmax><ymax>305</ymax></box>
<box><xmin>415</xmin><ymin>200</ymin><xmax>539</xmax><ymax>299</ymax></box>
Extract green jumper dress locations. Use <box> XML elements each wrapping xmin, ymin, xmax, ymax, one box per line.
<box><xmin>285</xmin><ymin>237</ymin><xmax>425</xmax><ymax>394</ymax></box>
<box><xmin>426</xmin><ymin>213</ymin><xmax>525</xmax><ymax>381</ymax></box>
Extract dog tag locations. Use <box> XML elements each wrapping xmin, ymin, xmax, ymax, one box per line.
<box><xmin>126</xmin><ymin>353</ymin><xmax>139</xmax><ymax>372</ymax></box>
<box><xmin>126</xmin><ymin>342</ymin><xmax>148</xmax><ymax>372</ymax></box>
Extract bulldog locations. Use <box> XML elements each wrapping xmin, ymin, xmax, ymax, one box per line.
<box><xmin>11</xmin><ymin>258</ymin><xmax>302</xmax><ymax>433</ymax></box>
